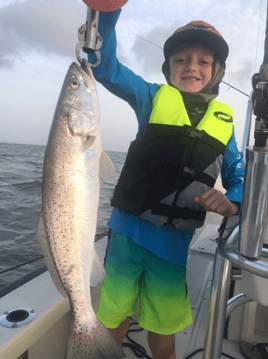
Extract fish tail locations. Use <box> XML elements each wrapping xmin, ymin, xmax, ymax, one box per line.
<box><xmin>65</xmin><ymin>315</ymin><xmax>125</xmax><ymax>359</ymax></box>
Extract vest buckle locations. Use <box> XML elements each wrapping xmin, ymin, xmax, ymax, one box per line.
<box><xmin>189</xmin><ymin>129</ymin><xmax>203</xmax><ymax>140</ymax></box>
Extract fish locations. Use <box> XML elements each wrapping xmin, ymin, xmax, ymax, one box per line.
<box><xmin>36</xmin><ymin>61</ymin><xmax>125</xmax><ymax>359</ymax></box>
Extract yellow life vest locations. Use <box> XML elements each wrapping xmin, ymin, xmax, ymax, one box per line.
<box><xmin>150</xmin><ymin>84</ymin><xmax>233</xmax><ymax>145</ymax></box>
<box><xmin>111</xmin><ymin>85</ymin><xmax>234</xmax><ymax>229</ymax></box>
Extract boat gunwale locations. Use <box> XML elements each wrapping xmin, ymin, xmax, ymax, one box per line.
<box><xmin>0</xmin><ymin>265</ymin><xmax>48</xmax><ymax>299</ymax></box>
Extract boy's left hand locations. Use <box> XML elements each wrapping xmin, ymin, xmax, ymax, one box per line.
<box><xmin>194</xmin><ymin>188</ymin><xmax>238</xmax><ymax>217</ymax></box>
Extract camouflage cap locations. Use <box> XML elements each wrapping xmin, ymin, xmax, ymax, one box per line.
<box><xmin>163</xmin><ymin>21</ymin><xmax>229</xmax><ymax>63</ymax></box>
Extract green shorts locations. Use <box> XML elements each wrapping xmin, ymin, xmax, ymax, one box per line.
<box><xmin>96</xmin><ymin>231</ymin><xmax>193</xmax><ymax>335</ymax></box>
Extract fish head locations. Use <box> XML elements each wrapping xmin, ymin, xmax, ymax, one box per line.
<box><xmin>61</xmin><ymin>62</ymin><xmax>100</xmax><ymax>150</ymax></box>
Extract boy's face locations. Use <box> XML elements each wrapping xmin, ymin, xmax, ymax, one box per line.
<box><xmin>168</xmin><ymin>44</ymin><xmax>214</xmax><ymax>93</ymax></box>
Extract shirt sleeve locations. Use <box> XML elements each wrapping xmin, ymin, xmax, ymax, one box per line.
<box><xmin>221</xmin><ymin>125</ymin><xmax>245</xmax><ymax>204</ymax></box>
<box><xmin>87</xmin><ymin>9</ymin><xmax>159</xmax><ymax>133</ymax></box>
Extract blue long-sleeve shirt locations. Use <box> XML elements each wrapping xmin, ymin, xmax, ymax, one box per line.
<box><xmin>88</xmin><ymin>9</ymin><xmax>244</xmax><ymax>266</ymax></box>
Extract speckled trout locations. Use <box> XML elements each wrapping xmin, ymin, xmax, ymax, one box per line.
<box><xmin>37</xmin><ymin>62</ymin><xmax>125</xmax><ymax>359</ymax></box>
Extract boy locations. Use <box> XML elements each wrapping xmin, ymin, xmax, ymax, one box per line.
<box><xmin>88</xmin><ymin>10</ymin><xmax>244</xmax><ymax>359</ymax></box>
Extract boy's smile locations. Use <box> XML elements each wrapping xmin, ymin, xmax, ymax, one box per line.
<box><xmin>168</xmin><ymin>44</ymin><xmax>214</xmax><ymax>93</ymax></box>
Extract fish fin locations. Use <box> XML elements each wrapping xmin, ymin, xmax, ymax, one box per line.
<box><xmin>99</xmin><ymin>151</ymin><xmax>117</xmax><ymax>182</ymax></box>
<box><xmin>65</xmin><ymin>313</ymin><xmax>126</xmax><ymax>359</ymax></box>
<box><xmin>90</xmin><ymin>249</ymin><xmax>106</xmax><ymax>287</ymax></box>
<box><xmin>36</xmin><ymin>210</ymin><xmax>68</xmax><ymax>298</ymax></box>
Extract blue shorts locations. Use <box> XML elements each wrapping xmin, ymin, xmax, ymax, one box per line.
<box><xmin>97</xmin><ymin>230</ymin><xmax>193</xmax><ymax>335</ymax></box>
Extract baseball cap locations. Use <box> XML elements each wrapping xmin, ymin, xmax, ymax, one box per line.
<box><xmin>163</xmin><ymin>21</ymin><xmax>229</xmax><ymax>63</ymax></box>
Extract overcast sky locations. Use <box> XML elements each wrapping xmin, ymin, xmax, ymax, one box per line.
<box><xmin>0</xmin><ymin>0</ymin><xmax>266</xmax><ymax>152</ymax></box>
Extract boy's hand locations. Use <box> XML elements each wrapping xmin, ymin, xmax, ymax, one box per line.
<box><xmin>194</xmin><ymin>188</ymin><xmax>238</xmax><ymax>217</ymax></box>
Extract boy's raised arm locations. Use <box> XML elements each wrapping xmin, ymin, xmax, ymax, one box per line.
<box><xmin>87</xmin><ymin>9</ymin><xmax>158</xmax><ymax>118</ymax></box>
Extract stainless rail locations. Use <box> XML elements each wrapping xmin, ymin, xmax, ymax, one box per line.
<box><xmin>226</xmin><ymin>293</ymin><xmax>253</xmax><ymax>319</ymax></box>
<box><xmin>203</xmin><ymin>225</ymin><xmax>268</xmax><ymax>358</ymax></box>
<box><xmin>241</xmin><ymin>90</ymin><xmax>253</xmax><ymax>155</ymax></box>
<box><xmin>238</xmin><ymin>148</ymin><xmax>268</xmax><ymax>258</ymax></box>
<box><xmin>219</xmin><ymin>232</ymin><xmax>268</xmax><ymax>279</ymax></box>
<box><xmin>203</xmin><ymin>227</ymin><xmax>237</xmax><ymax>359</ymax></box>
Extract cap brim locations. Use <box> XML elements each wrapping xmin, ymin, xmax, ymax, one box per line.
<box><xmin>164</xmin><ymin>29</ymin><xmax>229</xmax><ymax>63</ymax></box>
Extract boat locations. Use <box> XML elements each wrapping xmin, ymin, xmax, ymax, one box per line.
<box><xmin>1</xmin><ymin>182</ymin><xmax>268</xmax><ymax>359</ymax></box>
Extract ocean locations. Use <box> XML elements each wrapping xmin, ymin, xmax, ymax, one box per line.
<box><xmin>0</xmin><ymin>142</ymin><xmax>126</xmax><ymax>289</ymax></box>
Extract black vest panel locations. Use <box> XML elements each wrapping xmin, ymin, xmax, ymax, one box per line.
<box><xmin>111</xmin><ymin>124</ymin><xmax>225</xmax><ymax>227</ymax></box>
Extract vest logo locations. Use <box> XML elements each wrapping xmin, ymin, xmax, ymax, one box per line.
<box><xmin>214</xmin><ymin>112</ymin><xmax>233</xmax><ymax>123</ymax></box>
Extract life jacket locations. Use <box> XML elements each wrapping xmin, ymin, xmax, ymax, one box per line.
<box><xmin>111</xmin><ymin>84</ymin><xmax>233</xmax><ymax>229</ymax></box>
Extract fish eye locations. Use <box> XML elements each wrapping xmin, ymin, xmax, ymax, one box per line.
<box><xmin>69</xmin><ymin>78</ymin><xmax>79</xmax><ymax>89</ymax></box>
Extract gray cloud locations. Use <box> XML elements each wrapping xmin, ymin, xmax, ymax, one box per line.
<box><xmin>0</xmin><ymin>0</ymin><xmax>128</xmax><ymax>68</ymax></box>
<box><xmin>226</xmin><ymin>59</ymin><xmax>254</xmax><ymax>93</ymax></box>
<box><xmin>131</xmin><ymin>24</ymin><xmax>176</xmax><ymax>76</ymax></box>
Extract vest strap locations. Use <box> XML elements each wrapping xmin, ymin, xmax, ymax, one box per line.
<box><xmin>147</xmin><ymin>123</ymin><xmax>226</xmax><ymax>154</ymax></box>
<box><xmin>151</xmin><ymin>202</ymin><xmax>206</xmax><ymax>221</ymax></box>
<box><xmin>193</xmin><ymin>169</ymin><xmax>216</xmax><ymax>188</ymax></box>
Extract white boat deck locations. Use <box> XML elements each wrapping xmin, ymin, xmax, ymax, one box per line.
<box><xmin>122</xmin><ymin>320</ymin><xmax>244</xmax><ymax>359</ymax></box>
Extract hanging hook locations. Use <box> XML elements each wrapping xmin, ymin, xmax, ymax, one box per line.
<box><xmin>76</xmin><ymin>8</ymin><xmax>102</xmax><ymax>67</ymax></box>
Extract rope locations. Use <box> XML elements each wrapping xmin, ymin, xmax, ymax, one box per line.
<box><xmin>122</xmin><ymin>321</ymin><xmax>238</xmax><ymax>359</ymax></box>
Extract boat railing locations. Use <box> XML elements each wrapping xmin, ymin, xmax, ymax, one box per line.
<box><xmin>202</xmin><ymin>223</ymin><xmax>268</xmax><ymax>358</ymax></box>
<box><xmin>203</xmin><ymin>53</ymin><xmax>268</xmax><ymax>356</ymax></box>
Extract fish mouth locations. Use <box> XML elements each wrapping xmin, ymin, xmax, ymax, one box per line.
<box><xmin>72</xmin><ymin>62</ymin><xmax>95</xmax><ymax>90</ymax></box>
